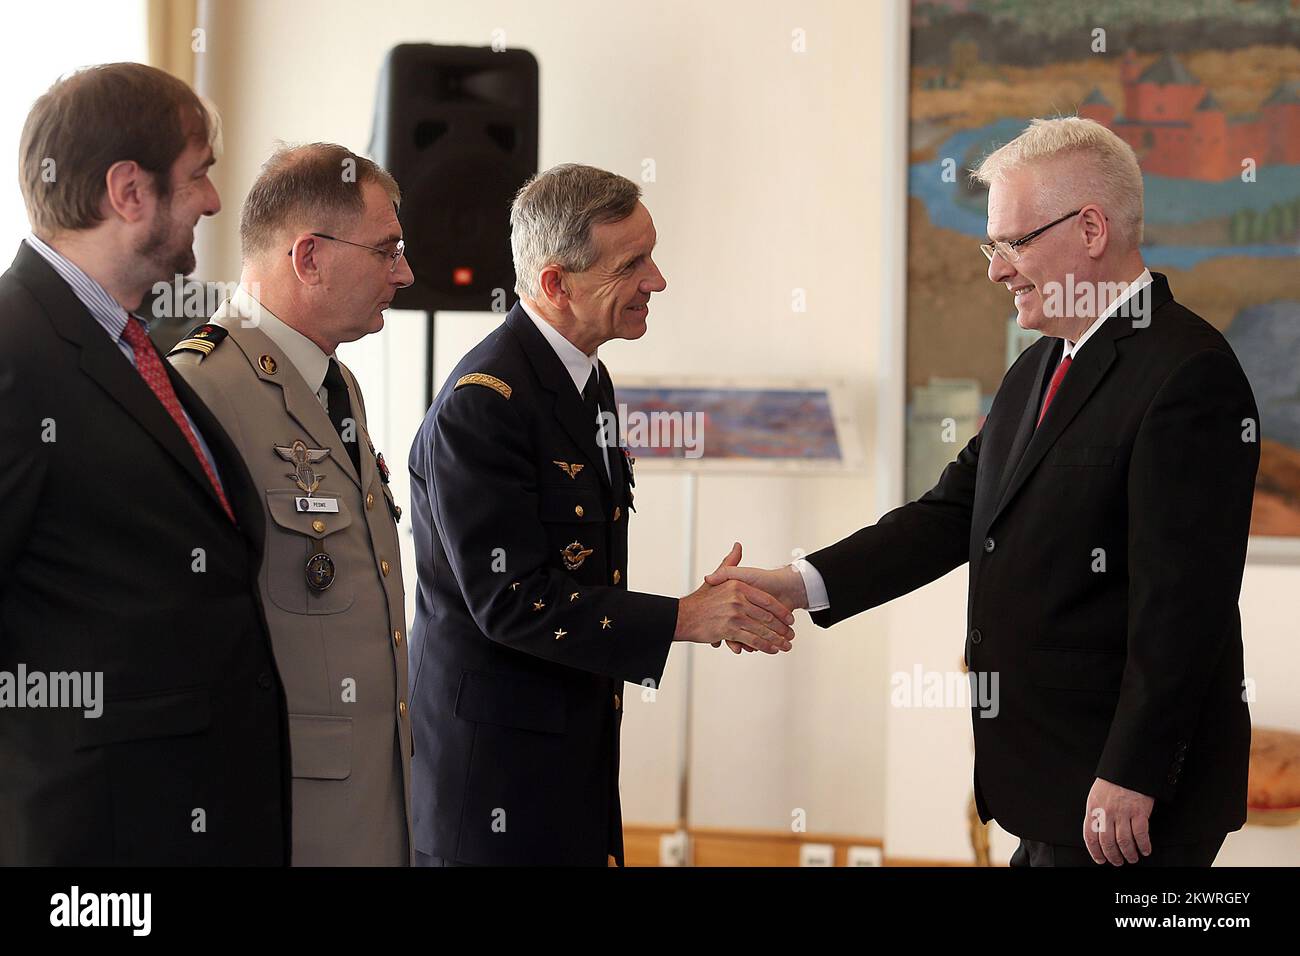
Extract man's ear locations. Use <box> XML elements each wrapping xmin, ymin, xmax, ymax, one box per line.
<box><xmin>538</xmin><ymin>265</ymin><xmax>569</xmax><ymax>309</ymax></box>
<box><xmin>103</xmin><ymin>160</ymin><xmax>151</xmax><ymax>225</ymax></box>
<box><xmin>288</xmin><ymin>234</ymin><xmax>324</xmax><ymax>286</ymax></box>
<box><xmin>1080</xmin><ymin>205</ymin><xmax>1108</xmax><ymax>259</ymax></box>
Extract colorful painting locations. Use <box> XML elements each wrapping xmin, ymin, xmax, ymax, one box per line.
<box><xmin>906</xmin><ymin>0</ymin><xmax>1300</xmax><ymax>537</ymax></box>
<box><xmin>615</xmin><ymin>387</ymin><xmax>843</xmax><ymax>461</ymax></box>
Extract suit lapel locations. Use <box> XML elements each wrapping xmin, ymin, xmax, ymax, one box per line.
<box><xmin>504</xmin><ymin>305</ymin><xmax>607</xmax><ymax>480</ymax></box>
<box><xmin>12</xmin><ymin>243</ymin><xmax>231</xmax><ymax>516</ymax></box>
<box><xmin>991</xmin><ymin>337</ymin><xmax>1059</xmax><ymax>514</ymax></box>
<box><xmin>986</xmin><ymin>277</ymin><xmax>1164</xmax><ymax>526</ymax></box>
<box><xmin>213</xmin><ymin>306</ymin><xmax>363</xmax><ymax>492</ymax></box>
<box><xmin>338</xmin><ymin>361</ymin><xmax>377</xmax><ymax>491</ymax></box>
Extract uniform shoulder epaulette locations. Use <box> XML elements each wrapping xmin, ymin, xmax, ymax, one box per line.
<box><xmin>167</xmin><ymin>323</ymin><xmax>228</xmax><ymax>359</ymax></box>
<box><xmin>454</xmin><ymin>372</ymin><xmax>511</xmax><ymax>399</ymax></box>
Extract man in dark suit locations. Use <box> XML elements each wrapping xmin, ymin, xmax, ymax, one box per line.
<box><xmin>0</xmin><ymin>63</ymin><xmax>290</xmax><ymax>864</ymax></box>
<box><xmin>407</xmin><ymin>163</ymin><xmax>796</xmax><ymax>866</ymax></box>
<box><xmin>709</xmin><ymin>118</ymin><xmax>1260</xmax><ymax>867</ymax></box>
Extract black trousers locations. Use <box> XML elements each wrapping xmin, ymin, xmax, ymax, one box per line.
<box><xmin>1009</xmin><ymin>834</ymin><xmax>1226</xmax><ymax>867</ymax></box>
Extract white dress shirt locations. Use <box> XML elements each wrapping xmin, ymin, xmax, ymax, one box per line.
<box><xmin>795</xmin><ymin>267</ymin><xmax>1154</xmax><ymax>613</ymax></box>
<box><xmin>519</xmin><ymin>299</ymin><xmax>611</xmax><ymax>481</ymax></box>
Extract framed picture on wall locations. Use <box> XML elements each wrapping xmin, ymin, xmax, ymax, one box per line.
<box><xmin>904</xmin><ymin>0</ymin><xmax>1300</xmax><ymax>559</ymax></box>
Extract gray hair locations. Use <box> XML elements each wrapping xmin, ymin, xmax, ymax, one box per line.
<box><xmin>971</xmin><ymin>116</ymin><xmax>1145</xmax><ymax>247</ymax></box>
<box><xmin>509</xmin><ymin>163</ymin><xmax>641</xmax><ymax>298</ymax></box>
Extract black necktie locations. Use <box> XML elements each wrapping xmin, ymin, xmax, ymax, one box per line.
<box><xmin>582</xmin><ymin>367</ymin><xmax>611</xmax><ymax>483</ymax></box>
<box><xmin>581</xmin><ymin>366</ymin><xmax>601</xmax><ymax>419</ymax></box>
<box><xmin>323</xmin><ymin>358</ymin><xmax>361</xmax><ymax>475</ymax></box>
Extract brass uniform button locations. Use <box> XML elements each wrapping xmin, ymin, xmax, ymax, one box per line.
<box><xmin>381</xmin><ymin>559</ymin><xmax>391</xmax><ymax>576</ymax></box>
<box><xmin>259</xmin><ymin>354</ymin><xmax>277</xmax><ymax>374</ymax></box>
<box><xmin>393</xmin><ymin>629</ymin><xmax>403</xmax><ymax>646</ymax></box>
<box><xmin>366</xmin><ymin>492</ymin><xmax>375</xmax><ymax>510</ymax></box>
<box><xmin>574</xmin><ymin>504</ymin><xmax>584</xmax><ymax>517</ymax></box>
<box><xmin>398</xmin><ymin>699</ymin><xmax>408</xmax><ymax>718</ymax></box>
<box><xmin>613</xmin><ymin>507</ymin><xmax>621</xmax><ymax>521</ymax></box>
<box><xmin>311</xmin><ymin>519</ymin><xmax>326</xmax><ymax>533</ymax></box>
<box><xmin>613</xmin><ymin>569</ymin><xmax>621</xmax><ymax>584</ymax></box>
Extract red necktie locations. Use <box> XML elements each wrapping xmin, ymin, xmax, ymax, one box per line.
<box><xmin>1036</xmin><ymin>354</ymin><xmax>1073</xmax><ymax>428</ymax></box>
<box><xmin>120</xmin><ymin>320</ymin><xmax>236</xmax><ymax>523</ymax></box>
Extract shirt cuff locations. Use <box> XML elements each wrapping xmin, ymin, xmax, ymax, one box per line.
<box><xmin>791</xmin><ymin>558</ymin><xmax>830</xmax><ymax>612</ymax></box>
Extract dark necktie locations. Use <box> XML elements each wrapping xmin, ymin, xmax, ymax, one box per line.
<box><xmin>582</xmin><ymin>367</ymin><xmax>611</xmax><ymax>483</ymax></box>
<box><xmin>323</xmin><ymin>358</ymin><xmax>361</xmax><ymax>474</ymax></box>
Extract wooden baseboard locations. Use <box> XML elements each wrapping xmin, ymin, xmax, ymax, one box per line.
<box><xmin>622</xmin><ymin>824</ymin><xmax>976</xmax><ymax>867</ymax></box>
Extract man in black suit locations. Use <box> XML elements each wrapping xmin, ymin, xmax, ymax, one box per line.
<box><xmin>407</xmin><ymin>164</ymin><xmax>796</xmax><ymax>866</ymax></box>
<box><xmin>0</xmin><ymin>63</ymin><xmax>290</xmax><ymax>864</ymax></box>
<box><xmin>709</xmin><ymin>118</ymin><xmax>1259</xmax><ymax>867</ymax></box>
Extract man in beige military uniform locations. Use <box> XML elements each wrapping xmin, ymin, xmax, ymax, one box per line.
<box><xmin>169</xmin><ymin>143</ymin><xmax>414</xmax><ymax>865</ymax></box>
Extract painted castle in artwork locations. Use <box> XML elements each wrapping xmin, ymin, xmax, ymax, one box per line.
<box><xmin>1079</xmin><ymin>51</ymin><xmax>1300</xmax><ymax>181</ymax></box>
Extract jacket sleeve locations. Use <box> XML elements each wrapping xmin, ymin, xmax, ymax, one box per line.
<box><xmin>1095</xmin><ymin>348</ymin><xmax>1259</xmax><ymax>800</ymax></box>
<box><xmin>0</xmin><ymin>326</ymin><xmax>45</xmax><ymax>589</ymax></box>
<box><xmin>426</xmin><ymin>383</ymin><xmax>677</xmax><ymax>687</ymax></box>
<box><xmin>805</xmin><ymin>428</ymin><xmax>979</xmax><ymax>628</ymax></box>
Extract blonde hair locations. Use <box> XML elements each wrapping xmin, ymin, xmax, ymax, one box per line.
<box><xmin>971</xmin><ymin>116</ymin><xmax>1144</xmax><ymax>247</ymax></box>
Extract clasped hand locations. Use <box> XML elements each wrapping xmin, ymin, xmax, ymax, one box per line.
<box><xmin>672</xmin><ymin>542</ymin><xmax>806</xmax><ymax>654</ymax></box>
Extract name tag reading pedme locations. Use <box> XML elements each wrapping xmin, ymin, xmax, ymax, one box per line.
<box><xmin>296</xmin><ymin>496</ymin><xmax>340</xmax><ymax>513</ymax></box>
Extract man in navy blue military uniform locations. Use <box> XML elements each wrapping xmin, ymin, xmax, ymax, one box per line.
<box><xmin>407</xmin><ymin>164</ymin><xmax>796</xmax><ymax>866</ymax></box>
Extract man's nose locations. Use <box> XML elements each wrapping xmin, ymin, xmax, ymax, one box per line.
<box><xmin>987</xmin><ymin>250</ymin><xmax>1015</xmax><ymax>284</ymax></box>
<box><xmin>204</xmin><ymin>180</ymin><xmax>221</xmax><ymax>218</ymax></box>
<box><xmin>643</xmin><ymin>259</ymin><xmax>667</xmax><ymax>294</ymax></box>
<box><xmin>392</xmin><ymin>253</ymin><xmax>415</xmax><ymax>289</ymax></box>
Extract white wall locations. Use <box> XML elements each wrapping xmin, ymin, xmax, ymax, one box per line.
<box><xmin>194</xmin><ymin>0</ymin><xmax>1299</xmax><ymax>864</ymax></box>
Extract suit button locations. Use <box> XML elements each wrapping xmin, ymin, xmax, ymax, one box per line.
<box><xmin>613</xmin><ymin>570</ymin><xmax>621</xmax><ymax>584</ymax></box>
<box><xmin>366</xmin><ymin>492</ymin><xmax>375</xmax><ymax>510</ymax></box>
<box><xmin>312</xmin><ymin>519</ymin><xmax>326</xmax><ymax>533</ymax></box>
<box><xmin>399</xmin><ymin>699</ymin><xmax>408</xmax><ymax>718</ymax></box>
<box><xmin>575</xmin><ymin>505</ymin><xmax>584</xmax><ymax>517</ymax></box>
<box><xmin>613</xmin><ymin>507</ymin><xmax>621</xmax><ymax>521</ymax></box>
<box><xmin>613</xmin><ymin>694</ymin><xmax>621</xmax><ymax>710</ymax></box>
<box><xmin>257</xmin><ymin>672</ymin><xmax>272</xmax><ymax>689</ymax></box>
<box><xmin>393</xmin><ymin>629</ymin><xmax>403</xmax><ymax>646</ymax></box>
<box><xmin>381</xmin><ymin>559</ymin><xmax>391</xmax><ymax>576</ymax></box>
<box><xmin>983</xmin><ymin>537</ymin><xmax>995</xmax><ymax>553</ymax></box>
<box><xmin>970</xmin><ymin>628</ymin><xmax>982</xmax><ymax>645</ymax></box>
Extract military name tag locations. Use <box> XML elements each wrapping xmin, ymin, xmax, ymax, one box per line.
<box><xmin>296</xmin><ymin>496</ymin><xmax>340</xmax><ymax>513</ymax></box>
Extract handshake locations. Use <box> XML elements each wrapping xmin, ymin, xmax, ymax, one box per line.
<box><xmin>672</xmin><ymin>543</ymin><xmax>809</xmax><ymax>655</ymax></box>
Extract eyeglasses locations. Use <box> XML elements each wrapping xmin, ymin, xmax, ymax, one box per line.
<box><xmin>980</xmin><ymin>209</ymin><xmax>1081</xmax><ymax>264</ymax></box>
<box><xmin>289</xmin><ymin>232</ymin><xmax>407</xmax><ymax>272</ymax></box>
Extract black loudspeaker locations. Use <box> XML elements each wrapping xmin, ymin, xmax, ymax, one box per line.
<box><xmin>369</xmin><ymin>44</ymin><xmax>539</xmax><ymax>313</ymax></box>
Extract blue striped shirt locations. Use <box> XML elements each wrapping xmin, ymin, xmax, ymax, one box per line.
<box><xmin>25</xmin><ymin>235</ymin><xmax>226</xmax><ymax>492</ymax></box>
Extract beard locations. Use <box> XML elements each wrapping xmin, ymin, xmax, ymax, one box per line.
<box><xmin>135</xmin><ymin>192</ymin><xmax>196</xmax><ymax>282</ymax></box>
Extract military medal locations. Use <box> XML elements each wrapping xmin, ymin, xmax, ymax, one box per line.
<box><xmin>305</xmin><ymin>552</ymin><xmax>336</xmax><ymax>591</ymax></box>
<box><xmin>562</xmin><ymin>541</ymin><xmax>594</xmax><ymax>571</ymax></box>
<box><xmin>275</xmin><ymin>440</ymin><xmax>330</xmax><ymax>495</ymax></box>
<box><xmin>621</xmin><ymin>448</ymin><xmax>637</xmax><ymax>511</ymax></box>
